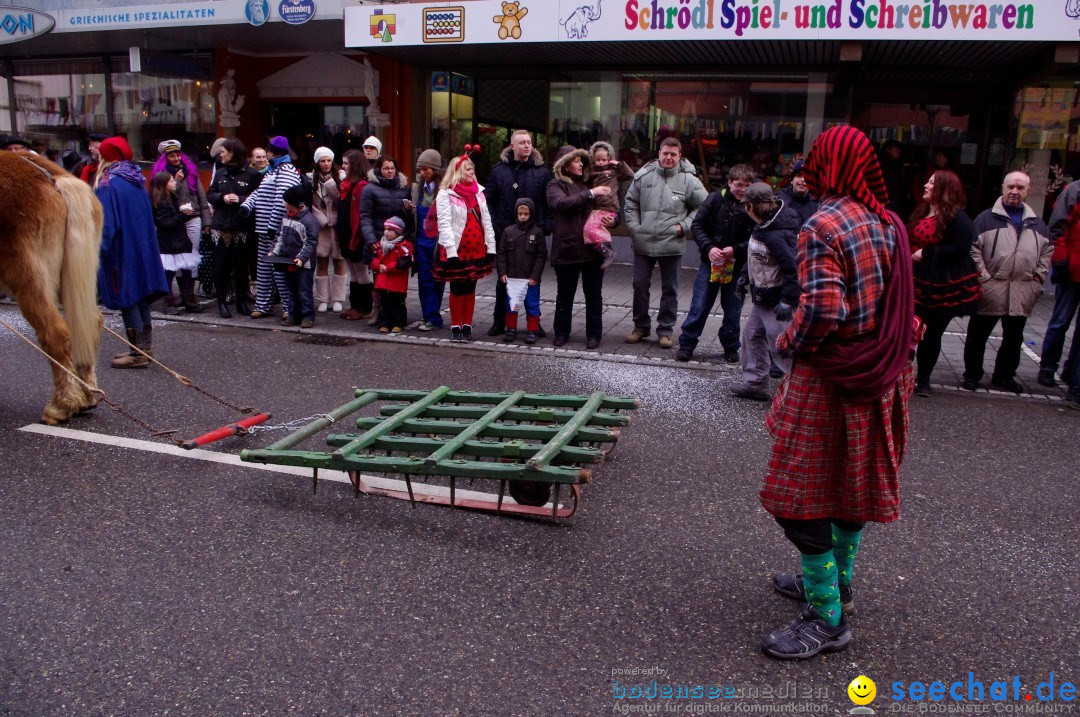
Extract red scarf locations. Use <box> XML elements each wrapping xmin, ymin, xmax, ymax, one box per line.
<box><xmin>454</xmin><ymin>180</ymin><xmax>480</xmax><ymax>209</ymax></box>
<box><xmin>807</xmin><ymin>210</ymin><xmax>916</xmax><ymax>403</ymax></box>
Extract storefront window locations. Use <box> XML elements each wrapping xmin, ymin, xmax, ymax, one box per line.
<box><xmin>111</xmin><ymin>72</ymin><xmax>216</xmax><ymax>162</ymax></box>
<box><xmin>1012</xmin><ymin>83</ymin><xmax>1080</xmax><ymax>218</ymax></box>
<box><xmin>0</xmin><ymin>76</ymin><xmax>10</xmax><ymax>133</ymax></box>
<box><xmin>546</xmin><ymin>72</ymin><xmax>846</xmax><ymax>189</ymax></box>
<box><xmin>13</xmin><ymin>72</ymin><xmax>106</xmax><ymax>145</ymax></box>
<box><xmin>431</xmin><ymin>71</ymin><xmax>475</xmax><ymax>166</ymax></box>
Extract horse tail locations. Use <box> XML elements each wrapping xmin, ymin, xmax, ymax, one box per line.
<box><xmin>55</xmin><ymin>174</ymin><xmax>104</xmax><ymax>371</ymax></box>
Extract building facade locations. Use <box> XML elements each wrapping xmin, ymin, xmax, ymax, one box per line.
<box><xmin>3</xmin><ymin>0</ymin><xmax>1080</xmax><ymax>214</ymax></box>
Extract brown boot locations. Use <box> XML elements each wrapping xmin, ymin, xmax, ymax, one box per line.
<box><xmin>141</xmin><ymin>323</ymin><xmax>154</xmax><ymax>359</ymax></box>
<box><xmin>113</xmin><ymin>327</ymin><xmax>139</xmax><ymax>360</ymax></box>
<box><xmin>367</xmin><ymin>293</ymin><xmax>381</xmax><ymax>326</ymax></box>
<box><xmin>111</xmin><ymin>330</ymin><xmax>149</xmax><ymax>368</ymax></box>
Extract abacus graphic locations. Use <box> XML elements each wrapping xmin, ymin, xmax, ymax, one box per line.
<box><xmin>423</xmin><ymin>6</ymin><xmax>465</xmax><ymax>43</ymax></box>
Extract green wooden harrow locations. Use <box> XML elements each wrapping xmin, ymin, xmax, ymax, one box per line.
<box><xmin>240</xmin><ymin>387</ymin><xmax>640</xmax><ymax>521</ymax></box>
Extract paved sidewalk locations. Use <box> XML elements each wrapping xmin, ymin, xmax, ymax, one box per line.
<box><xmin>157</xmin><ymin>259</ymin><xmax>1074</xmax><ymax>404</ymax></box>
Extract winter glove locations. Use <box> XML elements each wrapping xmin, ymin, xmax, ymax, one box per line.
<box><xmin>238</xmin><ymin>205</ymin><xmax>252</xmax><ymax>219</ymax></box>
<box><xmin>1051</xmin><ymin>261</ymin><xmax>1069</xmax><ymax>285</ymax></box>
<box><xmin>265</xmin><ymin>229</ymin><xmax>276</xmax><ymax>241</ymax></box>
<box><xmin>445</xmin><ymin>256</ymin><xmax>462</xmax><ymax>269</ymax></box>
<box><xmin>774</xmin><ymin>302</ymin><xmax>793</xmax><ymax>322</ymax></box>
<box><xmin>735</xmin><ymin>273</ymin><xmax>749</xmax><ymax>300</ymax></box>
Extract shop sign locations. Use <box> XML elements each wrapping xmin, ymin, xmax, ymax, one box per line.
<box><xmin>247</xmin><ymin>0</ymin><xmax>270</xmax><ymax>26</ymax></box>
<box><xmin>52</xmin><ymin>0</ymin><xmax>344</xmax><ymax>33</ymax></box>
<box><xmin>278</xmin><ymin>0</ymin><xmax>316</xmax><ymax>25</ymax></box>
<box><xmin>0</xmin><ymin>7</ymin><xmax>54</xmax><ymax>45</ymax></box>
<box><xmin>344</xmin><ymin>0</ymin><xmax>1077</xmax><ymax>45</ymax></box>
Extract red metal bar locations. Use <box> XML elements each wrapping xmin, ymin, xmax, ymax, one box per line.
<box><xmin>181</xmin><ymin>413</ymin><xmax>270</xmax><ymax>450</ymax></box>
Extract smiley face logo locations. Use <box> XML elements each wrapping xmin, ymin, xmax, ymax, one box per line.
<box><xmin>848</xmin><ymin>675</ymin><xmax>876</xmax><ymax>705</ymax></box>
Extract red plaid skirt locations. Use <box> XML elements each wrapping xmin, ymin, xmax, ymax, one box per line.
<box><xmin>759</xmin><ymin>359</ymin><xmax>914</xmax><ymax>523</ymax></box>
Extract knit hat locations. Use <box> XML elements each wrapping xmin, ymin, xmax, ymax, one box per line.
<box><xmin>157</xmin><ymin>139</ymin><xmax>181</xmax><ymax>155</ymax></box>
<box><xmin>416</xmin><ymin>148</ymin><xmax>442</xmax><ymax>170</ymax></box>
<box><xmin>313</xmin><ymin>146</ymin><xmax>334</xmax><ymax>165</ymax></box>
<box><xmin>267</xmin><ymin>135</ymin><xmax>291</xmax><ymax>155</ymax></box>
<box><xmin>384</xmin><ymin>216</ymin><xmax>406</xmax><ymax>235</ymax></box>
<box><xmin>554</xmin><ymin>145</ymin><xmax>577</xmax><ymax>162</ymax></box>
<box><xmin>745</xmin><ymin>181</ymin><xmax>775</xmax><ymax>203</ymax></box>
<box><xmin>790</xmin><ymin>160</ymin><xmax>806</xmax><ymax>178</ymax></box>
<box><xmin>362</xmin><ymin>136</ymin><xmax>383</xmax><ymax>153</ymax></box>
<box><xmin>98</xmin><ymin>137</ymin><xmax>133</xmax><ymax>162</ymax></box>
<box><xmin>210</xmin><ymin>137</ymin><xmax>228</xmax><ymax>159</ymax></box>
<box><xmin>283</xmin><ymin>183</ymin><xmax>310</xmax><ymax>207</ymax></box>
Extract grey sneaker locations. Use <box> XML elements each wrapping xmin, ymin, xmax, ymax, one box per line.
<box><xmin>761</xmin><ymin>605</ymin><xmax>852</xmax><ymax>661</ymax></box>
<box><xmin>772</xmin><ymin>572</ymin><xmax>854</xmax><ymax>614</ymax></box>
<box><xmin>731</xmin><ymin>383</ymin><xmax>771</xmax><ymax>402</ymax></box>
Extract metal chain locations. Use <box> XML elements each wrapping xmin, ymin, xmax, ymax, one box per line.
<box><xmin>246</xmin><ymin>414</ymin><xmax>336</xmax><ymax>434</ymax></box>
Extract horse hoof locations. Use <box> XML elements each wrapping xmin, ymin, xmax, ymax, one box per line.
<box><xmin>39</xmin><ymin>411</ymin><xmax>64</xmax><ymax>426</ymax></box>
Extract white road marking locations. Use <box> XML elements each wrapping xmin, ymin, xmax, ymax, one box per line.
<box><xmin>17</xmin><ymin>424</ymin><xmax>512</xmax><ymax>503</ymax></box>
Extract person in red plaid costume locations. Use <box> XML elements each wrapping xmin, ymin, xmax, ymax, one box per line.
<box><xmin>759</xmin><ymin>126</ymin><xmax>916</xmax><ymax>661</ymax></box>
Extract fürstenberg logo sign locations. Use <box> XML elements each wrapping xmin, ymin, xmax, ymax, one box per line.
<box><xmin>0</xmin><ymin>7</ymin><xmax>55</xmax><ymax>45</ymax></box>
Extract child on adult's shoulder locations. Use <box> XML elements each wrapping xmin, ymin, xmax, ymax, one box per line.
<box><xmin>586</xmin><ymin>141</ymin><xmax>634</xmax><ymax>270</ymax></box>
<box><xmin>371</xmin><ymin>216</ymin><xmax>414</xmax><ymax>333</ymax></box>
<box><xmin>497</xmin><ymin>198</ymin><xmax>547</xmax><ymax>344</ymax></box>
<box><xmin>270</xmin><ymin>184</ymin><xmax>321</xmax><ymax>328</ymax></box>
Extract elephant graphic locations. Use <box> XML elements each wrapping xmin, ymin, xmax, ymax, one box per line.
<box><xmin>560</xmin><ymin>0</ymin><xmax>601</xmax><ymax>39</ymax></box>
<box><xmin>1068</xmin><ymin>0</ymin><xmax>1080</xmax><ymax>16</ymax></box>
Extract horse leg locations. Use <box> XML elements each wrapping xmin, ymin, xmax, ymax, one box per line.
<box><xmin>11</xmin><ymin>280</ymin><xmax>84</xmax><ymax>425</ymax></box>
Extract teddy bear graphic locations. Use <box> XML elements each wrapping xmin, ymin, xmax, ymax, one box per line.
<box><xmin>493</xmin><ymin>1</ymin><xmax>528</xmax><ymax>40</ymax></box>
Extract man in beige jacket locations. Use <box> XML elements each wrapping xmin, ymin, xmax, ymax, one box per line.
<box><xmin>962</xmin><ymin>171</ymin><xmax>1054</xmax><ymax>393</ymax></box>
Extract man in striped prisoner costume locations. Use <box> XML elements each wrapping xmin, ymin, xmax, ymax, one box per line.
<box><xmin>240</xmin><ymin>135</ymin><xmax>302</xmax><ymax>318</ymax></box>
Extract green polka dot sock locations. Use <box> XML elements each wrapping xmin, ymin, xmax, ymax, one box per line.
<box><xmin>800</xmin><ymin>551</ymin><xmax>842</xmax><ymax>627</ymax></box>
<box><xmin>831</xmin><ymin>524</ymin><xmax>863</xmax><ymax>589</ymax></box>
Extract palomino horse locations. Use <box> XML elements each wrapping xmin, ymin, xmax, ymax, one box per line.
<box><xmin>0</xmin><ymin>151</ymin><xmax>104</xmax><ymax>424</ymax></box>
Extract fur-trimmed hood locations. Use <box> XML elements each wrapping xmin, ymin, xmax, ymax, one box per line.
<box><xmin>552</xmin><ymin>148</ymin><xmax>590</xmax><ymax>183</ymax></box>
<box><xmin>589</xmin><ymin>140</ymin><xmax>616</xmax><ymax>161</ymax></box>
<box><xmin>366</xmin><ymin>168</ymin><xmax>409</xmax><ymax>190</ymax></box>
<box><xmin>633</xmin><ymin>157</ymin><xmax>699</xmax><ymax>180</ymax></box>
<box><xmin>498</xmin><ymin>145</ymin><xmax>546</xmax><ymax>167</ymax></box>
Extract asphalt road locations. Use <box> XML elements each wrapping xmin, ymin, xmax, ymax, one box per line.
<box><xmin>1</xmin><ymin>308</ymin><xmax>1077</xmax><ymax>716</ymax></box>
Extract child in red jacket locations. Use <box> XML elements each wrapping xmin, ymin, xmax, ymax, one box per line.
<box><xmin>371</xmin><ymin>216</ymin><xmax>414</xmax><ymax>333</ymax></box>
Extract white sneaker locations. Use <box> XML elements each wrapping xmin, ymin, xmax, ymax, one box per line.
<box><xmin>417</xmin><ymin>321</ymin><xmax>434</xmax><ymax>332</ymax></box>
<box><xmin>317</xmin><ymin>302</ymin><xmax>329</xmax><ymax>313</ymax></box>
<box><xmin>332</xmin><ymin>301</ymin><xmax>343</xmax><ymax>313</ymax></box>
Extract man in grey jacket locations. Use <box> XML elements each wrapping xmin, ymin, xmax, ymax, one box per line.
<box><xmin>624</xmin><ymin>138</ymin><xmax>708</xmax><ymax>347</ymax></box>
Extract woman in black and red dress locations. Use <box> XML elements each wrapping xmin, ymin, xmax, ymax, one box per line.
<box><xmin>907</xmin><ymin>170</ymin><xmax>980</xmax><ymax>396</ymax></box>
<box><xmin>432</xmin><ymin>150</ymin><xmax>496</xmax><ymax>342</ymax></box>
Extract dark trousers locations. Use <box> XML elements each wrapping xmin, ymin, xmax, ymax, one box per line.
<box><xmin>964</xmin><ymin>313</ymin><xmax>1028</xmax><ymax>382</ymax></box>
<box><xmin>282</xmin><ymin>267</ymin><xmax>315</xmax><ymax>322</ymax></box>
<box><xmin>378</xmin><ymin>290</ymin><xmax>407</xmax><ymax>328</ymax></box>
<box><xmin>679</xmin><ymin>260</ymin><xmax>744</xmax><ymax>352</ymax></box>
<box><xmin>775</xmin><ymin>517</ymin><xmax>865</xmax><ymax>556</ymax></box>
<box><xmin>1040</xmin><ymin>281</ymin><xmax>1080</xmax><ymax>372</ymax></box>
<box><xmin>213</xmin><ymin>233</ymin><xmax>250</xmax><ymax>305</ymax></box>
<box><xmin>553</xmin><ymin>260</ymin><xmax>604</xmax><ymax>341</ymax></box>
<box><xmin>492</xmin><ymin>279</ymin><xmax>508</xmax><ymax>328</ymax></box>
<box><xmin>632</xmin><ymin>253</ymin><xmax>681</xmax><ymax>336</ymax></box>
<box><xmin>915</xmin><ymin>313</ymin><xmax>952</xmax><ymax>384</ymax></box>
